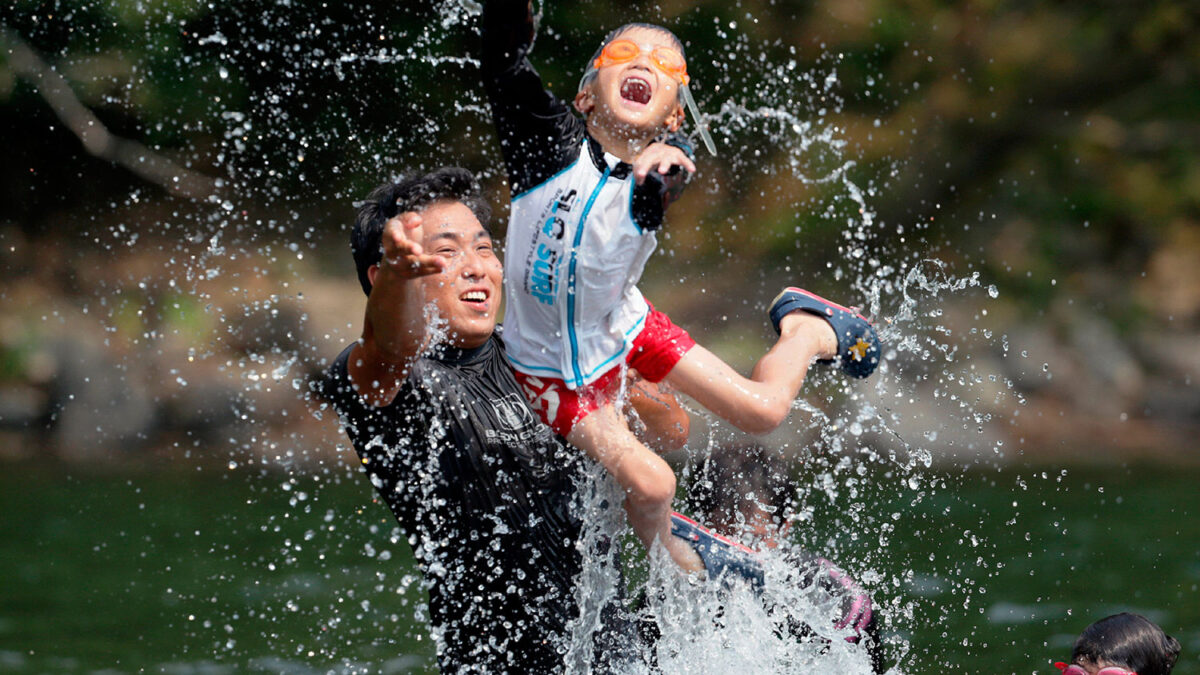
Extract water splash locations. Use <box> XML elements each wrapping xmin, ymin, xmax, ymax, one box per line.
<box><xmin>2</xmin><ymin>0</ymin><xmax>1024</xmax><ymax>670</ymax></box>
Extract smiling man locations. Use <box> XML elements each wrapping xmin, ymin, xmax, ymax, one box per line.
<box><xmin>318</xmin><ymin>168</ymin><xmax>605</xmax><ymax>672</ymax></box>
<box><xmin>318</xmin><ymin>168</ymin><xmax>885</xmax><ymax>671</ymax></box>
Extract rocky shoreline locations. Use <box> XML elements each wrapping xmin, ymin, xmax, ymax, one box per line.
<box><xmin>1</xmin><ymin>228</ymin><xmax>1195</xmax><ymax>471</ymax></box>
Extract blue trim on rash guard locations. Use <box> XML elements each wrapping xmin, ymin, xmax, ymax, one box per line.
<box><xmin>572</xmin><ymin>311</ymin><xmax>648</xmax><ymax>382</ymax></box>
<box><xmin>511</xmin><ymin>147</ymin><xmax>584</xmax><ymax>202</ymax></box>
<box><xmin>627</xmin><ymin>183</ymin><xmax>645</xmax><ymax>234</ymax></box>
<box><xmin>505</xmin><ymin>354</ymin><xmax>566</xmax><ymax>377</ymax></box>
<box><xmin>565</xmin><ymin>166</ymin><xmax>613</xmax><ymax>388</ymax></box>
<box><xmin>508</xmin><ymin>310</ymin><xmax>648</xmax><ymax>384</ymax></box>
<box><xmin>624</xmin><ymin>312</ymin><xmax>648</xmax><ymax>337</ymax></box>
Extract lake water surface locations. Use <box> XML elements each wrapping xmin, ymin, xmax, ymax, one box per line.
<box><xmin>2</xmin><ymin>459</ymin><xmax>1196</xmax><ymax>674</ymax></box>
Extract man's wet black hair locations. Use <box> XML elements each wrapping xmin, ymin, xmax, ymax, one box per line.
<box><xmin>351</xmin><ymin>167</ymin><xmax>492</xmax><ymax>296</ymax></box>
<box><xmin>578</xmin><ymin>22</ymin><xmax>688</xmax><ymax>100</ymax></box>
<box><xmin>1071</xmin><ymin>613</ymin><xmax>1181</xmax><ymax>675</ymax></box>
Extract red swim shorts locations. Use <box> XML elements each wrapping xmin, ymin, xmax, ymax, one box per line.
<box><xmin>513</xmin><ymin>306</ymin><xmax>695</xmax><ymax>437</ymax></box>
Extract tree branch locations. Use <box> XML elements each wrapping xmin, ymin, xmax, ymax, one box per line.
<box><xmin>1</xmin><ymin>24</ymin><xmax>222</xmax><ymax>200</ymax></box>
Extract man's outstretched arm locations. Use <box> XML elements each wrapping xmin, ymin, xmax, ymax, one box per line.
<box><xmin>348</xmin><ymin>212</ymin><xmax>445</xmax><ymax>407</ymax></box>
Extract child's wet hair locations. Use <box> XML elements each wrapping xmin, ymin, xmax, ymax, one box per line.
<box><xmin>350</xmin><ymin>167</ymin><xmax>492</xmax><ymax>296</ymax></box>
<box><xmin>1071</xmin><ymin>613</ymin><xmax>1181</xmax><ymax>675</ymax></box>
<box><xmin>578</xmin><ymin>22</ymin><xmax>688</xmax><ymax>98</ymax></box>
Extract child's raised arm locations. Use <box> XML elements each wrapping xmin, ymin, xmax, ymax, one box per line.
<box><xmin>480</xmin><ymin>0</ymin><xmax>585</xmax><ymax>195</ymax></box>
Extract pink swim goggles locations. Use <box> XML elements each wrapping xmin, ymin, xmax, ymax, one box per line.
<box><xmin>1054</xmin><ymin>662</ymin><xmax>1138</xmax><ymax>675</ymax></box>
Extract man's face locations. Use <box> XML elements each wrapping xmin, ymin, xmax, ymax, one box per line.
<box><xmin>584</xmin><ymin>27</ymin><xmax>686</xmax><ymax>137</ymax></box>
<box><xmin>414</xmin><ymin>200</ymin><xmax>502</xmax><ymax>349</ymax></box>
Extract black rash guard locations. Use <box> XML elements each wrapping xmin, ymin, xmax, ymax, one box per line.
<box><xmin>319</xmin><ymin>336</ymin><xmax>586</xmax><ymax>673</ymax></box>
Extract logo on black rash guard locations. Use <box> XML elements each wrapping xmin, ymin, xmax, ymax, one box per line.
<box><xmin>492</xmin><ymin>393</ymin><xmax>535</xmax><ymax>431</ymax></box>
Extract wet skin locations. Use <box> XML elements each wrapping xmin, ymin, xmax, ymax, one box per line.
<box><xmin>351</xmin><ymin>200</ymin><xmax>502</xmax><ymax>407</ymax></box>
<box><xmin>368</xmin><ymin>201</ymin><xmax>502</xmax><ymax>350</ymax></box>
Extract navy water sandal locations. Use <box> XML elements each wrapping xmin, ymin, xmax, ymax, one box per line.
<box><xmin>767</xmin><ymin>287</ymin><xmax>881</xmax><ymax>379</ymax></box>
<box><xmin>669</xmin><ymin>512</ymin><xmax>764</xmax><ymax>590</ymax></box>
<box><xmin>669</xmin><ymin>512</ymin><xmax>886</xmax><ymax>669</ymax></box>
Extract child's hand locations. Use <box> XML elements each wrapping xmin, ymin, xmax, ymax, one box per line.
<box><xmin>379</xmin><ymin>212</ymin><xmax>446</xmax><ymax>278</ymax></box>
<box><xmin>632</xmin><ymin>142</ymin><xmax>697</xmax><ymax>185</ymax></box>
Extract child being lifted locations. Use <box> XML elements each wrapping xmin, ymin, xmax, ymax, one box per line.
<box><xmin>478</xmin><ymin>0</ymin><xmax>882</xmax><ymax>577</ymax></box>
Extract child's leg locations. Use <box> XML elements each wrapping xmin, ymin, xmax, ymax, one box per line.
<box><xmin>665</xmin><ymin>312</ymin><xmax>836</xmax><ymax>434</ymax></box>
<box><xmin>514</xmin><ymin>369</ymin><xmax>703</xmax><ymax>573</ymax></box>
<box><xmin>567</xmin><ymin>403</ymin><xmax>705</xmax><ymax>574</ymax></box>
<box><xmin>624</xmin><ymin>373</ymin><xmax>690</xmax><ymax>451</ymax></box>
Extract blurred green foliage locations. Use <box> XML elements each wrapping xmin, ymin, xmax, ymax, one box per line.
<box><xmin>2</xmin><ymin>0</ymin><xmax>1198</xmax><ymax>330</ymax></box>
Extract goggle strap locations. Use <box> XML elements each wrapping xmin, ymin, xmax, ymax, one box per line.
<box><xmin>530</xmin><ymin>0</ymin><xmax>543</xmax><ymax>54</ymax></box>
<box><xmin>680</xmin><ymin>82</ymin><xmax>718</xmax><ymax>157</ymax></box>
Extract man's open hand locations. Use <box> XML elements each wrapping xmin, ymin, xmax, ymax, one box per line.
<box><xmin>632</xmin><ymin>142</ymin><xmax>696</xmax><ymax>185</ymax></box>
<box><xmin>379</xmin><ymin>212</ymin><xmax>446</xmax><ymax>278</ymax></box>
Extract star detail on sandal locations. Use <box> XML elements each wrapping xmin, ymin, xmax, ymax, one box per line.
<box><xmin>848</xmin><ymin>337</ymin><xmax>872</xmax><ymax>362</ymax></box>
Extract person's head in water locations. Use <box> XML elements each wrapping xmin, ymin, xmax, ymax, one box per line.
<box><xmin>688</xmin><ymin>443</ymin><xmax>790</xmax><ymax>547</ymax></box>
<box><xmin>1058</xmin><ymin>613</ymin><xmax>1180</xmax><ymax>675</ymax></box>
<box><xmin>574</xmin><ymin>23</ymin><xmax>688</xmax><ymax>148</ymax></box>
<box><xmin>352</xmin><ymin>168</ymin><xmax>500</xmax><ymax>348</ymax></box>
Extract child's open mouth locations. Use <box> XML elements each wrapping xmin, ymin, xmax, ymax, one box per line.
<box><xmin>620</xmin><ymin>76</ymin><xmax>652</xmax><ymax>105</ymax></box>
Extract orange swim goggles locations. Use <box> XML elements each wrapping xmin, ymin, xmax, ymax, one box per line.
<box><xmin>592</xmin><ymin>39</ymin><xmax>691</xmax><ymax>86</ymax></box>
